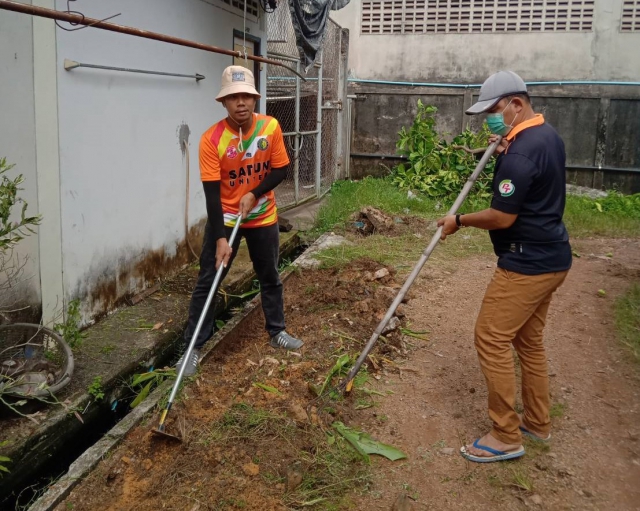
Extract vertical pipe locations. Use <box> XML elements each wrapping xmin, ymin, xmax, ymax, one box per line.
<box><xmin>294</xmin><ymin>60</ymin><xmax>300</xmax><ymax>204</ymax></box>
<box><xmin>315</xmin><ymin>51</ymin><xmax>323</xmax><ymax>198</ymax></box>
<box><xmin>335</xmin><ymin>29</ymin><xmax>344</xmax><ymax>181</ymax></box>
<box><xmin>346</xmin><ymin>97</ymin><xmax>352</xmax><ymax>179</ymax></box>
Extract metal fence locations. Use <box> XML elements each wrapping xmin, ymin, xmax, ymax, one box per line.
<box><xmin>266</xmin><ymin>8</ymin><xmax>348</xmax><ymax>210</ymax></box>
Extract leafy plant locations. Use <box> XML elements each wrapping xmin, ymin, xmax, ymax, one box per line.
<box><xmin>392</xmin><ymin>101</ymin><xmax>494</xmax><ymax>199</ymax></box>
<box><xmin>54</xmin><ymin>299</ymin><xmax>86</xmax><ymax>349</ymax></box>
<box><xmin>592</xmin><ymin>191</ymin><xmax>640</xmax><ymax>217</ymax></box>
<box><xmin>0</xmin><ymin>157</ymin><xmax>41</xmax><ymax>253</ymax></box>
<box><xmin>0</xmin><ymin>158</ymin><xmax>42</xmax><ymax>323</ymax></box>
<box><xmin>0</xmin><ymin>440</ymin><xmax>11</xmax><ymax>476</ymax></box>
<box><xmin>129</xmin><ymin>368</ymin><xmax>176</xmax><ymax>408</ymax></box>
<box><xmin>87</xmin><ymin>376</ymin><xmax>105</xmax><ymax>401</ymax></box>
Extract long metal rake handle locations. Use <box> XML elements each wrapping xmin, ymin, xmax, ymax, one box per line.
<box><xmin>338</xmin><ymin>137</ymin><xmax>502</xmax><ymax>393</ymax></box>
<box><xmin>165</xmin><ymin>218</ymin><xmax>242</xmax><ymax>410</ymax></box>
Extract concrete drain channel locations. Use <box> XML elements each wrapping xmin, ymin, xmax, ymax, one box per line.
<box><xmin>1</xmin><ymin>234</ymin><xmax>315</xmax><ymax>511</ymax></box>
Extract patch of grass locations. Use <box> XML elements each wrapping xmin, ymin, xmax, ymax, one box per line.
<box><xmin>99</xmin><ymin>344</ymin><xmax>116</xmax><ymax>355</ymax></box>
<box><xmin>564</xmin><ymin>194</ymin><xmax>640</xmax><ymax>238</ymax></box>
<box><xmin>510</xmin><ymin>468</ymin><xmax>534</xmax><ymax>492</ymax></box>
<box><xmin>316</xmin><ymin>178</ymin><xmax>640</xmax><ymax>243</ymax></box>
<box><xmin>315</xmin><ymin>229</ymin><xmax>492</xmax><ymax>271</ymax></box>
<box><xmin>200</xmin><ymin>403</ymin><xmax>370</xmax><ymax>510</ymax></box>
<box><xmin>549</xmin><ymin>402</ymin><xmax>566</xmax><ymax>418</ymax></box>
<box><xmin>205</xmin><ymin>403</ymin><xmax>285</xmax><ymax>443</ymax></box>
<box><xmin>524</xmin><ymin>439</ymin><xmax>551</xmax><ymax>457</ymax></box>
<box><xmin>314</xmin><ymin>177</ymin><xmax>439</xmax><ymax>233</ymax></box>
<box><xmin>615</xmin><ymin>283</ymin><xmax>640</xmax><ymax>361</ymax></box>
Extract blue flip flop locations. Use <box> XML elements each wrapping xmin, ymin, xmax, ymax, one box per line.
<box><xmin>519</xmin><ymin>426</ymin><xmax>551</xmax><ymax>442</ymax></box>
<box><xmin>460</xmin><ymin>439</ymin><xmax>525</xmax><ymax>463</ymax></box>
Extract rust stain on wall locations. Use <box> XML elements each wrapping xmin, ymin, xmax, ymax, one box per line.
<box><xmin>85</xmin><ymin>218</ymin><xmax>207</xmax><ymax>323</ymax></box>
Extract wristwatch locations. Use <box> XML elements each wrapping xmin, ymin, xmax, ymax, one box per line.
<box><xmin>455</xmin><ymin>214</ymin><xmax>464</xmax><ymax>227</ymax></box>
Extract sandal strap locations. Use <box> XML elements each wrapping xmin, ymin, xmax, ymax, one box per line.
<box><xmin>472</xmin><ymin>439</ymin><xmax>507</xmax><ymax>456</ymax></box>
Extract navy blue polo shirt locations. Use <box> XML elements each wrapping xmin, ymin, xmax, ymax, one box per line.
<box><xmin>489</xmin><ymin>115</ymin><xmax>572</xmax><ymax>275</ymax></box>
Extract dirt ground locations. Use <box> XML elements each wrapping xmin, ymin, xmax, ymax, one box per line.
<box><xmin>56</xmin><ymin>236</ymin><xmax>640</xmax><ymax>511</ymax></box>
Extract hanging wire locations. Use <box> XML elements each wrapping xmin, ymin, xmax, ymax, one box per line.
<box><xmin>54</xmin><ymin>0</ymin><xmax>120</xmax><ymax>32</ymax></box>
<box><xmin>242</xmin><ymin>0</ymin><xmax>248</xmax><ymax>63</ymax></box>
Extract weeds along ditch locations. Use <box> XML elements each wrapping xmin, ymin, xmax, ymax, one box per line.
<box><xmin>1</xmin><ymin>241</ymin><xmax>309</xmax><ymax>510</ymax></box>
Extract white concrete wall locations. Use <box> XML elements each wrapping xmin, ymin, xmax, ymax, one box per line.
<box><xmin>52</xmin><ymin>0</ymin><xmax>266</xmax><ymax>321</ymax></box>
<box><xmin>0</xmin><ymin>3</ymin><xmax>41</xmax><ymax>320</ymax></box>
<box><xmin>331</xmin><ymin>0</ymin><xmax>640</xmax><ymax>83</ymax></box>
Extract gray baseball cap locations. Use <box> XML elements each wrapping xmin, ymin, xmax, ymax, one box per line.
<box><xmin>466</xmin><ymin>71</ymin><xmax>528</xmax><ymax>115</ymax></box>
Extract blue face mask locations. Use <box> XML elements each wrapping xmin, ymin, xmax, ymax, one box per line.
<box><xmin>486</xmin><ymin>100</ymin><xmax>516</xmax><ymax>136</ymax></box>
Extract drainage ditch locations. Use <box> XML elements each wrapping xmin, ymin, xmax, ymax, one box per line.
<box><xmin>1</xmin><ymin>240</ymin><xmax>308</xmax><ymax>510</ymax></box>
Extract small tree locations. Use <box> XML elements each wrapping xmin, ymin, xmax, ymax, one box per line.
<box><xmin>0</xmin><ymin>157</ymin><xmax>41</xmax><ymax>323</ymax></box>
<box><xmin>391</xmin><ymin>101</ymin><xmax>495</xmax><ymax>200</ymax></box>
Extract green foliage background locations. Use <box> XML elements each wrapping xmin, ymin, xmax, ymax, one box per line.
<box><xmin>391</xmin><ymin>101</ymin><xmax>494</xmax><ymax>199</ymax></box>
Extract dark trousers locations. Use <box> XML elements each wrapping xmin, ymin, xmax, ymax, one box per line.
<box><xmin>184</xmin><ymin>221</ymin><xmax>285</xmax><ymax>348</ymax></box>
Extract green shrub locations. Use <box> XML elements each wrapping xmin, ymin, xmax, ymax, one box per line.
<box><xmin>54</xmin><ymin>299</ymin><xmax>86</xmax><ymax>349</ymax></box>
<box><xmin>391</xmin><ymin>101</ymin><xmax>494</xmax><ymax>199</ymax></box>
<box><xmin>0</xmin><ymin>157</ymin><xmax>41</xmax><ymax>252</ymax></box>
<box><xmin>591</xmin><ymin>192</ymin><xmax>640</xmax><ymax>217</ymax></box>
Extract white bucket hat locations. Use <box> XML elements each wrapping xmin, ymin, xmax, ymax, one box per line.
<box><xmin>216</xmin><ymin>65</ymin><xmax>261</xmax><ymax>102</ymax></box>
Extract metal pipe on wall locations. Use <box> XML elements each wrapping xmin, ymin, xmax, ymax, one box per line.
<box><xmin>348</xmin><ymin>78</ymin><xmax>640</xmax><ymax>88</ymax></box>
<box><xmin>0</xmin><ymin>0</ymin><xmax>306</xmax><ymax>80</ymax></box>
<box><xmin>294</xmin><ymin>60</ymin><xmax>301</xmax><ymax>204</ymax></box>
<box><xmin>315</xmin><ymin>51</ymin><xmax>323</xmax><ymax>198</ymax></box>
<box><xmin>64</xmin><ymin>59</ymin><xmax>205</xmax><ymax>81</ymax></box>
<box><xmin>349</xmin><ymin>152</ymin><xmax>640</xmax><ymax>174</ymax></box>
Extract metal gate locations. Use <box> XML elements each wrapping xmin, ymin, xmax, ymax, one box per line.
<box><xmin>266</xmin><ymin>8</ymin><xmax>348</xmax><ymax>210</ymax></box>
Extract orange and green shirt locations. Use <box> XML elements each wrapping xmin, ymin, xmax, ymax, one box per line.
<box><xmin>199</xmin><ymin>114</ymin><xmax>290</xmax><ymax>228</ymax></box>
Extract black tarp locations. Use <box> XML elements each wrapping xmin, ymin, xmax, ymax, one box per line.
<box><xmin>288</xmin><ymin>0</ymin><xmax>350</xmax><ymax>72</ymax></box>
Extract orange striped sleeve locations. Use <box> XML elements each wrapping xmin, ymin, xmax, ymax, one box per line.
<box><xmin>269</xmin><ymin>121</ymin><xmax>290</xmax><ymax>169</ymax></box>
<box><xmin>199</xmin><ymin>127</ymin><xmax>221</xmax><ymax>182</ymax></box>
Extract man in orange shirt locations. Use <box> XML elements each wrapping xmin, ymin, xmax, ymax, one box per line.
<box><xmin>177</xmin><ymin>66</ymin><xmax>303</xmax><ymax>376</ymax></box>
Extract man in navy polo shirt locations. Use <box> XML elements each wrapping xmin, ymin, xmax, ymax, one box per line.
<box><xmin>438</xmin><ymin>71</ymin><xmax>572</xmax><ymax>463</ymax></box>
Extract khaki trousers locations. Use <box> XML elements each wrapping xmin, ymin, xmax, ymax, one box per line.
<box><xmin>474</xmin><ymin>267</ymin><xmax>569</xmax><ymax>444</ymax></box>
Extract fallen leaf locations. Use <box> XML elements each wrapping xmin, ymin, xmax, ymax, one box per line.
<box><xmin>152</xmin><ymin>322</ymin><xmax>164</xmax><ymax>330</ymax></box>
<box><xmin>332</xmin><ymin>422</ymin><xmax>407</xmax><ymax>462</ymax></box>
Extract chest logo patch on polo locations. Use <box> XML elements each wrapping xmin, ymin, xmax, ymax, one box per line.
<box><xmin>257</xmin><ymin>137</ymin><xmax>269</xmax><ymax>151</ymax></box>
<box><xmin>226</xmin><ymin>146</ymin><xmax>238</xmax><ymax>159</ymax></box>
<box><xmin>499</xmin><ymin>179</ymin><xmax>515</xmax><ymax>197</ymax></box>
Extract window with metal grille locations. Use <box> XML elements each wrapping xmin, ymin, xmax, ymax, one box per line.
<box><xmin>214</xmin><ymin>0</ymin><xmax>260</xmax><ymax>20</ymax></box>
<box><xmin>361</xmin><ymin>0</ymin><xmax>594</xmax><ymax>34</ymax></box>
<box><xmin>621</xmin><ymin>0</ymin><xmax>640</xmax><ymax>31</ymax></box>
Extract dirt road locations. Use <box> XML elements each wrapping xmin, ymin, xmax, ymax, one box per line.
<box><xmin>57</xmin><ymin>238</ymin><xmax>640</xmax><ymax>511</ymax></box>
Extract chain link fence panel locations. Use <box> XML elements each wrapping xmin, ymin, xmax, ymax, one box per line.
<box><xmin>266</xmin><ymin>6</ymin><xmax>346</xmax><ymax>211</ymax></box>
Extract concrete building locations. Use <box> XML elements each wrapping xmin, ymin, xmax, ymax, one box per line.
<box><xmin>0</xmin><ymin>0</ymin><xmax>268</xmax><ymax>326</ymax></box>
<box><xmin>332</xmin><ymin>0</ymin><xmax>640</xmax><ymax>189</ymax></box>
<box><xmin>331</xmin><ymin>0</ymin><xmax>640</xmax><ymax>83</ymax></box>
